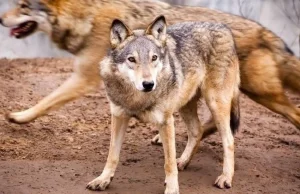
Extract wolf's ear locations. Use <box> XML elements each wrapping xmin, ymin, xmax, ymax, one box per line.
<box><xmin>145</xmin><ymin>15</ymin><xmax>167</xmax><ymax>43</ymax></box>
<box><xmin>110</xmin><ymin>19</ymin><xmax>132</xmax><ymax>49</ymax></box>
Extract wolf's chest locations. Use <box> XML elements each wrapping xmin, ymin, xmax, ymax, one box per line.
<box><xmin>106</xmin><ymin>85</ymin><xmax>156</xmax><ymax>110</ymax></box>
<box><xmin>107</xmin><ymin>92</ymin><xmax>166</xmax><ymax>124</ymax></box>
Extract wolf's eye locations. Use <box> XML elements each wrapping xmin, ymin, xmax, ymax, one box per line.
<box><xmin>128</xmin><ymin>57</ymin><xmax>136</xmax><ymax>63</ymax></box>
<box><xmin>152</xmin><ymin>55</ymin><xmax>158</xmax><ymax>61</ymax></box>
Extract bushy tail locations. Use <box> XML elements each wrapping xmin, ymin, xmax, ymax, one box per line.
<box><xmin>280</xmin><ymin>54</ymin><xmax>300</xmax><ymax>93</ymax></box>
<box><xmin>230</xmin><ymin>91</ymin><xmax>240</xmax><ymax>135</ymax></box>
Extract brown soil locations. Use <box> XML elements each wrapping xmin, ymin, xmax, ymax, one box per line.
<box><xmin>0</xmin><ymin>58</ymin><xmax>299</xmax><ymax>194</ymax></box>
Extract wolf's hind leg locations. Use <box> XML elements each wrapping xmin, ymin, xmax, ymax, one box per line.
<box><xmin>151</xmin><ymin>133</ymin><xmax>163</xmax><ymax>145</ymax></box>
<box><xmin>87</xmin><ymin>114</ymin><xmax>129</xmax><ymax>191</ymax></box>
<box><xmin>205</xmin><ymin>90</ymin><xmax>235</xmax><ymax>189</ymax></box>
<box><xmin>245</xmin><ymin>90</ymin><xmax>300</xmax><ymax>129</ymax></box>
<box><xmin>241</xmin><ymin>48</ymin><xmax>300</xmax><ymax>129</ymax></box>
<box><xmin>151</xmin><ymin>117</ymin><xmax>217</xmax><ymax>147</ymax></box>
<box><xmin>177</xmin><ymin>98</ymin><xmax>203</xmax><ymax>170</ymax></box>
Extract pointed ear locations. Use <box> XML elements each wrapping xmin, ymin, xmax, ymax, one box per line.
<box><xmin>145</xmin><ymin>15</ymin><xmax>167</xmax><ymax>43</ymax></box>
<box><xmin>110</xmin><ymin>19</ymin><xmax>132</xmax><ymax>49</ymax></box>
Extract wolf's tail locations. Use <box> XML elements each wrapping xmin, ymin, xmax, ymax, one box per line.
<box><xmin>230</xmin><ymin>88</ymin><xmax>240</xmax><ymax>135</ymax></box>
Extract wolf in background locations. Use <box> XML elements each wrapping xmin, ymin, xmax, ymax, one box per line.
<box><xmin>1</xmin><ymin>0</ymin><xmax>299</xmax><ymax>130</ymax></box>
<box><xmin>94</xmin><ymin>15</ymin><xmax>240</xmax><ymax>192</ymax></box>
<box><xmin>0</xmin><ymin>0</ymin><xmax>299</xmax><ymax>183</ymax></box>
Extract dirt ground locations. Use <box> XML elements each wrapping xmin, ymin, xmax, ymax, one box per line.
<box><xmin>0</xmin><ymin>58</ymin><xmax>299</xmax><ymax>194</ymax></box>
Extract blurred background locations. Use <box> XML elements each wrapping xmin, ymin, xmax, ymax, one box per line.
<box><xmin>0</xmin><ymin>0</ymin><xmax>299</xmax><ymax>58</ymax></box>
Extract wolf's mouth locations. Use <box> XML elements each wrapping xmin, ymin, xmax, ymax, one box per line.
<box><xmin>10</xmin><ymin>21</ymin><xmax>38</xmax><ymax>38</ymax></box>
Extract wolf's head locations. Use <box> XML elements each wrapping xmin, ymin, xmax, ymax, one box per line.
<box><xmin>107</xmin><ymin>16</ymin><xmax>167</xmax><ymax>92</ymax></box>
<box><xmin>0</xmin><ymin>0</ymin><xmax>52</xmax><ymax>38</ymax></box>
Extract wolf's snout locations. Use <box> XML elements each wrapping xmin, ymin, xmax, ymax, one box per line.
<box><xmin>0</xmin><ymin>18</ymin><xmax>3</xmax><ymax>25</ymax></box>
<box><xmin>142</xmin><ymin>81</ymin><xmax>154</xmax><ymax>92</ymax></box>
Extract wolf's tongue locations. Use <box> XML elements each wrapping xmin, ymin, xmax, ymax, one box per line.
<box><xmin>10</xmin><ymin>27</ymin><xmax>22</xmax><ymax>36</ymax></box>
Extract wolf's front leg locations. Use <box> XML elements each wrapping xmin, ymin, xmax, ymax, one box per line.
<box><xmin>159</xmin><ymin>115</ymin><xmax>179</xmax><ymax>194</ymax></box>
<box><xmin>6</xmin><ymin>70</ymin><xmax>100</xmax><ymax>124</ymax></box>
<box><xmin>6</xmin><ymin>53</ymin><xmax>104</xmax><ymax>124</ymax></box>
<box><xmin>87</xmin><ymin>114</ymin><xmax>129</xmax><ymax>191</ymax></box>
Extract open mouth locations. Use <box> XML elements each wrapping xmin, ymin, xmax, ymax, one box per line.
<box><xmin>10</xmin><ymin>21</ymin><xmax>38</xmax><ymax>38</ymax></box>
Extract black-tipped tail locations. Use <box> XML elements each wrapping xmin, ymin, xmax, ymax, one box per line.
<box><xmin>230</xmin><ymin>95</ymin><xmax>240</xmax><ymax>135</ymax></box>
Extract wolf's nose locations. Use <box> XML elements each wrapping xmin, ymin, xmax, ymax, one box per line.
<box><xmin>142</xmin><ymin>81</ymin><xmax>154</xmax><ymax>92</ymax></box>
<box><xmin>0</xmin><ymin>18</ymin><xmax>2</xmax><ymax>25</ymax></box>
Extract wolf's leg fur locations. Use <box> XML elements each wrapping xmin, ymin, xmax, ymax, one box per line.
<box><xmin>6</xmin><ymin>52</ymin><xmax>102</xmax><ymax>124</ymax></box>
<box><xmin>151</xmin><ymin>133</ymin><xmax>163</xmax><ymax>145</ymax></box>
<box><xmin>240</xmin><ymin>48</ymin><xmax>300</xmax><ymax>129</ymax></box>
<box><xmin>151</xmin><ymin>115</ymin><xmax>217</xmax><ymax>145</ymax></box>
<box><xmin>87</xmin><ymin>114</ymin><xmax>129</xmax><ymax>191</ymax></box>
<box><xmin>205</xmin><ymin>91</ymin><xmax>234</xmax><ymax>189</ymax></box>
<box><xmin>6</xmin><ymin>72</ymin><xmax>100</xmax><ymax>123</ymax></box>
<box><xmin>176</xmin><ymin>98</ymin><xmax>203</xmax><ymax>171</ymax></box>
<box><xmin>202</xmin><ymin>118</ymin><xmax>218</xmax><ymax>137</ymax></box>
<box><xmin>151</xmin><ymin>118</ymin><xmax>217</xmax><ymax>146</ymax></box>
<box><xmin>245</xmin><ymin>91</ymin><xmax>300</xmax><ymax>129</ymax></box>
<box><xmin>158</xmin><ymin>115</ymin><xmax>179</xmax><ymax>194</ymax></box>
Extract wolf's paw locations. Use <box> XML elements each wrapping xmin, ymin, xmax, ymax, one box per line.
<box><xmin>165</xmin><ymin>188</ymin><xmax>180</xmax><ymax>194</ymax></box>
<box><xmin>214</xmin><ymin>174</ymin><xmax>232</xmax><ymax>189</ymax></box>
<box><xmin>86</xmin><ymin>176</ymin><xmax>113</xmax><ymax>191</ymax></box>
<box><xmin>176</xmin><ymin>157</ymin><xmax>189</xmax><ymax>171</ymax></box>
<box><xmin>164</xmin><ymin>183</ymin><xmax>180</xmax><ymax>194</ymax></box>
<box><xmin>164</xmin><ymin>176</ymin><xmax>179</xmax><ymax>194</ymax></box>
<box><xmin>151</xmin><ymin>134</ymin><xmax>162</xmax><ymax>145</ymax></box>
<box><xmin>5</xmin><ymin>110</ymin><xmax>36</xmax><ymax>124</ymax></box>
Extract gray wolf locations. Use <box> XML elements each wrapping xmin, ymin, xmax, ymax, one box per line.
<box><xmin>0</xmin><ymin>0</ymin><xmax>299</xmax><ymax>185</ymax></box>
<box><xmin>88</xmin><ymin>16</ymin><xmax>240</xmax><ymax>193</ymax></box>
<box><xmin>1</xmin><ymin>0</ymin><xmax>299</xmax><ymax>131</ymax></box>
